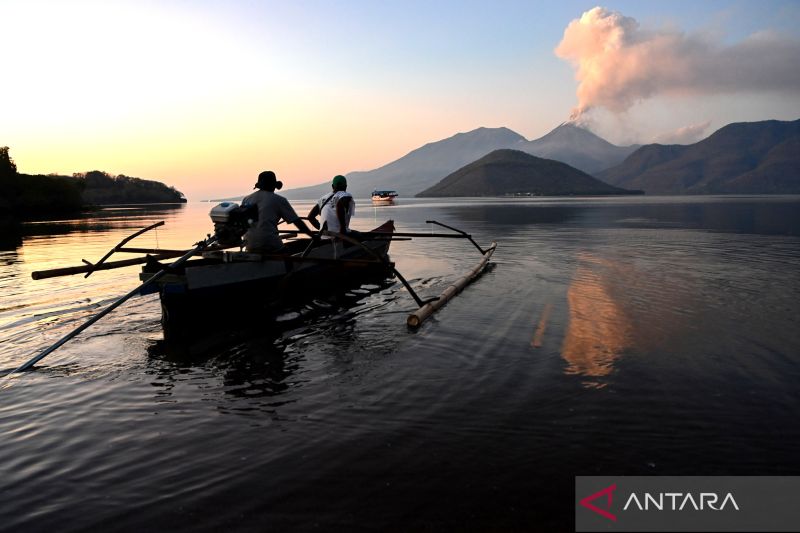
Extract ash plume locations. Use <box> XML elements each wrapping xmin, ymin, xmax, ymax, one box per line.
<box><xmin>652</xmin><ymin>121</ymin><xmax>711</xmax><ymax>144</ymax></box>
<box><xmin>555</xmin><ymin>6</ymin><xmax>800</xmax><ymax>120</ymax></box>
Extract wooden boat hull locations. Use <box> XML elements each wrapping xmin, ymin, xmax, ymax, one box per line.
<box><xmin>371</xmin><ymin>196</ymin><xmax>397</xmax><ymax>206</ymax></box>
<box><xmin>371</xmin><ymin>191</ymin><xmax>398</xmax><ymax>206</ymax></box>
<box><xmin>141</xmin><ymin>221</ymin><xmax>395</xmax><ymax>340</ymax></box>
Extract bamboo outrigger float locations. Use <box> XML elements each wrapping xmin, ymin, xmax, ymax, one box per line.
<box><xmin>7</xmin><ymin>207</ymin><xmax>496</xmax><ymax>375</ymax></box>
<box><xmin>407</xmin><ymin>240</ymin><xmax>497</xmax><ymax>328</ymax></box>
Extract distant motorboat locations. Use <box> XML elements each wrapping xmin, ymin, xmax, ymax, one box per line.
<box><xmin>372</xmin><ymin>190</ymin><xmax>398</xmax><ymax>205</ymax></box>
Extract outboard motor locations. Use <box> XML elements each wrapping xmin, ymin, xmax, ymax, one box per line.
<box><xmin>209</xmin><ymin>202</ymin><xmax>257</xmax><ymax>247</ymax></box>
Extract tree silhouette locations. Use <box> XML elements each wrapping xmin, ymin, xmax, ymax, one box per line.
<box><xmin>0</xmin><ymin>146</ymin><xmax>84</xmax><ymax>217</ymax></box>
<box><xmin>0</xmin><ymin>146</ymin><xmax>17</xmax><ymax>179</ymax></box>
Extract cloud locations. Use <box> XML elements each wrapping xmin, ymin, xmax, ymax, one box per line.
<box><xmin>555</xmin><ymin>7</ymin><xmax>800</xmax><ymax>119</ymax></box>
<box><xmin>652</xmin><ymin>121</ymin><xmax>712</xmax><ymax>144</ymax></box>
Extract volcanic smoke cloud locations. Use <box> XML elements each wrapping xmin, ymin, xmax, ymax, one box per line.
<box><xmin>556</xmin><ymin>6</ymin><xmax>800</xmax><ymax>120</ymax></box>
<box><xmin>653</xmin><ymin>121</ymin><xmax>711</xmax><ymax>144</ymax></box>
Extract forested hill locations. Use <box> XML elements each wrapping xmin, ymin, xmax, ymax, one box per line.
<box><xmin>417</xmin><ymin>149</ymin><xmax>639</xmax><ymax>197</ymax></box>
<box><xmin>1</xmin><ymin>147</ymin><xmax>185</xmax><ymax>220</ymax></box>
<box><xmin>75</xmin><ymin>170</ymin><xmax>186</xmax><ymax>205</ymax></box>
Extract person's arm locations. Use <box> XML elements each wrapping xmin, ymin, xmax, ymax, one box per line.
<box><xmin>293</xmin><ymin>218</ymin><xmax>314</xmax><ymax>237</ymax></box>
<box><xmin>280</xmin><ymin>198</ymin><xmax>314</xmax><ymax>237</ymax></box>
<box><xmin>336</xmin><ymin>196</ymin><xmax>352</xmax><ymax>233</ymax></box>
<box><xmin>307</xmin><ymin>203</ymin><xmax>321</xmax><ymax>229</ymax></box>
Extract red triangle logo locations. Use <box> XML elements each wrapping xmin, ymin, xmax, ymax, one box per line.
<box><xmin>579</xmin><ymin>483</ymin><xmax>617</xmax><ymax>522</ymax></box>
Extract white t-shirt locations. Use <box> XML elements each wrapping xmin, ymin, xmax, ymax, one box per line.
<box><xmin>317</xmin><ymin>191</ymin><xmax>355</xmax><ymax>234</ymax></box>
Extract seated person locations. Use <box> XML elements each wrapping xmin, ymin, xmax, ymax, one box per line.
<box><xmin>307</xmin><ymin>174</ymin><xmax>355</xmax><ymax>236</ymax></box>
<box><xmin>241</xmin><ymin>170</ymin><xmax>312</xmax><ymax>253</ymax></box>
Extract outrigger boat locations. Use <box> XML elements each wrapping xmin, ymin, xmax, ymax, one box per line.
<box><xmin>7</xmin><ymin>203</ymin><xmax>496</xmax><ymax>374</ymax></box>
<box><xmin>140</xmin><ymin>218</ymin><xmax>397</xmax><ymax>339</ymax></box>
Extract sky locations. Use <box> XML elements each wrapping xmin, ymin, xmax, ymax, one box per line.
<box><xmin>2</xmin><ymin>0</ymin><xmax>800</xmax><ymax>200</ymax></box>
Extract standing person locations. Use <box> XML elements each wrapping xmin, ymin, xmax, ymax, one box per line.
<box><xmin>307</xmin><ymin>174</ymin><xmax>355</xmax><ymax>235</ymax></box>
<box><xmin>241</xmin><ymin>170</ymin><xmax>313</xmax><ymax>253</ymax></box>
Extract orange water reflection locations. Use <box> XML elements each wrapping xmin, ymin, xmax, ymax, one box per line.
<box><xmin>561</xmin><ymin>253</ymin><xmax>632</xmax><ymax>386</ymax></box>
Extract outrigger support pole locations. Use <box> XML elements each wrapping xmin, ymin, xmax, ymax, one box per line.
<box><xmin>327</xmin><ymin>221</ymin><xmax>496</xmax><ymax>326</ymax></box>
<box><xmin>425</xmin><ymin>220</ymin><xmax>492</xmax><ymax>255</ymax></box>
<box><xmin>81</xmin><ymin>221</ymin><xmax>165</xmax><ymax>278</ymax></box>
<box><xmin>322</xmin><ymin>229</ymin><xmax>436</xmax><ymax>308</ymax></box>
<box><xmin>5</xmin><ymin>235</ymin><xmax>217</xmax><ymax>376</ymax></box>
<box><xmin>300</xmin><ymin>221</ymin><xmax>327</xmax><ymax>259</ymax></box>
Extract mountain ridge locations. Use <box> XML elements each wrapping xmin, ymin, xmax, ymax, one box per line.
<box><xmin>282</xmin><ymin>127</ymin><xmax>526</xmax><ymax>200</ymax></box>
<box><xmin>599</xmin><ymin>119</ymin><xmax>800</xmax><ymax>194</ymax></box>
<box><xmin>514</xmin><ymin>122</ymin><xmax>639</xmax><ymax>175</ymax></box>
<box><xmin>416</xmin><ymin>149</ymin><xmax>639</xmax><ymax>197</ymax></box>
<box><xmin>281</xmin><ymin>123</ymin><xmax>637</xmax><ymax>200</ymax></box>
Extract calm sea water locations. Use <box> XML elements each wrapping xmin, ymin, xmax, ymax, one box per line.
<box><xmin>1</xmin><ymin>196</ymin><xmax>799</xmax><ymax>531</ymax></box>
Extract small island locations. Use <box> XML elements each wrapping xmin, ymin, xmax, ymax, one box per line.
<box><xmin>416</xmin><ymin>149</ymin><xmax>642</xmax><ymax>197</ymax></box>
<box><xmin>1</xmin><ymin>147</ymin><xmax>186</xmax><ymax>221</ymax></box>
